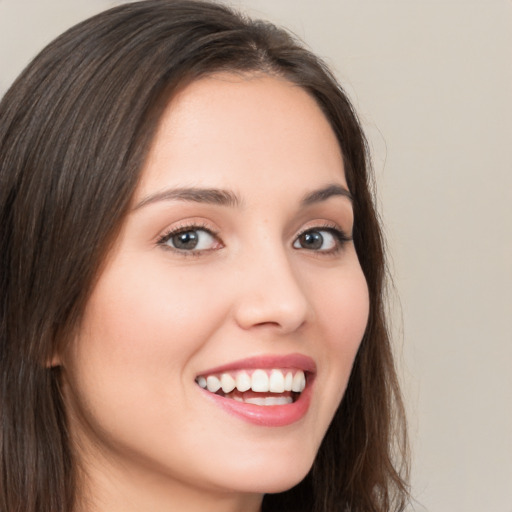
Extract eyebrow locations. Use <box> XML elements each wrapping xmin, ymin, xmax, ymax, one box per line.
<box><xmin>133</xmin><ymin>183</ymin><xmax>352</xmax><ymax>211</ymax></box>
<box><xmin>300</xmin><ymin>184</ymin><xmax>353</xmax><ymax>206</ymax></box>
<box><xmin>133</xmin><ymin>187</ymin><xmax>242</xmax><ymax>210</ymax></box>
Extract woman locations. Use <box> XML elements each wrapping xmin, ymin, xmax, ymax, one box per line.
<box><xmin>0</xmin><ymin>1</ymin><xmax>409</xmax><ymax>511</ymax></box>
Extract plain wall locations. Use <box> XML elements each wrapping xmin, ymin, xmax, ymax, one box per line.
<box><xmin>1</xmin><ymin>1</ymin><xmax>511</xmax><ymax>511</ymax></box>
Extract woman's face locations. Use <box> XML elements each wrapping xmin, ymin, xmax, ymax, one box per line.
<box><xmin>59</xmin><ymin>74</ymin><xmax>369</xmax><ymax>510</ymax></box>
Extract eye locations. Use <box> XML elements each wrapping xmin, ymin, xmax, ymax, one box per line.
<box><xmin>158</xmin><ymin>226</ymin><xmax>221</xmax><ymax>253</ymax></box>
<box><xmin>293</xmin><ymin>227</ymin><xmax>350</xmax><ymax>253</ymax></box>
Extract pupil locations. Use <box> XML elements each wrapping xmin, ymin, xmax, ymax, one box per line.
<box><xmin>173</xmin><ymin>231</ymin><xmax>198</xmax><ymax>249</ymax></box>
<box><xmin>301</xmin><ymin>231</ymin><xmax>323</xmax><ymax>250</ymax></box>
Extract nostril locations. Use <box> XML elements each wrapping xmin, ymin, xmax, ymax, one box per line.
<box><xmin>233</xmin><ymin>294</ymin><xmax>309</xmax><ymax>333</ymax></box>
<box><xmin>230</xmin><ymin>252</ymin><xmax>310</xmax><ymax>333</ymax></box>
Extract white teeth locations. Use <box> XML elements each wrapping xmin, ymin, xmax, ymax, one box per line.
<box><xmin>235</xmin><ymin>371</ymin><xmax>251</xmax><ymax>392</ymax></box>
<box><xmin>244</xmin><ymin>397</ymin><xmax>267</xmax><ymax>406</ymax></box>
<box><xmin>198</xmin><ymin>368</ymin><xmax>307</xmax><ymax>395</ymax></box>
<box><xmin>206</xmin><ymin>375</ymin><xmax>221</xmax><ymax>393</ymax></box>
<box><xmin>291</xmin><ymin>371</ymin><xmax>306</xmax><ymax>392</ymax></box>
<box><xmin>300</xmin><ymin>372</ymin><xmax>306</xmax><ymax>391</ymax></box>
<box><xmin>284</xmin><ymin>371</ymin><xmax>293</xmax><ymax>391</ymax></box>
<box><xmin>221</xmin><ymin>373</ymin><xmax>236</xmax><ymax>393</ymax></box>
<box><xmin>270</xmin><ymin>396</ymin><xmax>293</xmax><ymax>405</ymax></box>
<box><xmin>251</xmin><ymin>369</ymin><xmax>269</xmax><ymax>392</ymax></box>
<box><xmin>269</xmin><ymin>369</ymin><xmax>285</xmax><ymax>393</ymax></box>
<box><xmin>244</xmin><ymin>396</ymin><xmax>293</xmax><ymax>406</ymax></box>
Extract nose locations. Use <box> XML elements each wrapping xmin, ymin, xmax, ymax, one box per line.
<box><xmin>232</xmin><ymin>246</ymin><xmax>311</xmax><ymax>334</ymax></box>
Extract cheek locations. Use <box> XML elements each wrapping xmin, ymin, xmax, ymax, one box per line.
<box><xmin>309</xmin><ymin>262</ymin><xmax>369</xmax><ymax>396</ymax></box>
<box><xmin>80</xmin><ymin>260</ymin><xmax>227</xmax><ymax>367</ymax></box>
<box><xmin>60</xmin><ymin>262</ymin><xmax>233</xmax><ymax>459</ymax></box>
<box><xmin>314</xmin><ymin>262</ymin><xmax>369</xmax><ymax>349</ymax></box>
<box><xmin>329</xmin><ymin>274</ymin><xmax>369</xmax><ymax>351</ymax></box>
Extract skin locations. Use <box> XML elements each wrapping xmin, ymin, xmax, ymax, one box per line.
<box><xmin>57</xmin><ymin>73</ymin><xmax>370</xmax><ymax>512</ymax></box>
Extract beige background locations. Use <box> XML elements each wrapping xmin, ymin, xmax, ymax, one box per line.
<box><xmin>1</xmin><ymin>1</ymin><xmax>511</xmax><ymax>510</ymax></box>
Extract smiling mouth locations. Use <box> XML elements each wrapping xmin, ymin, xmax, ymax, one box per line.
<box><xmin>195</xmin><ymin>368</ymin><xmax>307</xmax><ymax>405</ymax></box>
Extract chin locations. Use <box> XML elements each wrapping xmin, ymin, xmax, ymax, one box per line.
<box><xmin>259</xmin><ymin>472</ymin><xmax>310</xmax><ymax>495</ymax></box>
<box><xmin>217</xmin><ymin>451</ymin><xmax>315</xmax><ymax>495</ymax></box>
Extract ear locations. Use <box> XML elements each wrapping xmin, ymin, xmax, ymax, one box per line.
<box><xmin>46</xmin><ymin>350</ymin><xmax>63</xmax><ymax>368</ymax></box>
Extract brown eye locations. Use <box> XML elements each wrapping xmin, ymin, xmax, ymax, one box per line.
<box><xmin>297</xmin><ymin>231</ymin><xmax>323</xmax><ymax>250</ymax></box>
<box><xmin>172</xmin><ymin>230</ymin><xmax>200</xmax><ymax>250</ymax></box>
<box><xmin>161</xmin><ymin>228</ymin><xmax>219</xmax><ymax>252</ymax></box>
<box><xmin>293</xmin><ymin>229</ymin><xmax>339</xmax><ymax>252</ymax></box>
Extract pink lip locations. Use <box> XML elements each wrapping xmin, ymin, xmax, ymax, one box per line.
<box><xmin>197</xmin><ymin>353</ymin><xmax>316</xmax><ymax>427</ymax></box>
<box><xmin>197</xmin><ymin>353</ymin><xmax>317</xmax><ymax>375</ymax></box>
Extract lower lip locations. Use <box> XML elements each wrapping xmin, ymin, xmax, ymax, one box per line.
<box><xmin>200</xmin><ymin>378</ymin><xmax>314</xmax><ymax>427</ymax></box>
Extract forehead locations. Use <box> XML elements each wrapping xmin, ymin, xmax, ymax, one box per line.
<box><xmin>136</xmin><ymin>73</ymin><xmax>346</xmax><ymax>199</ymax></box>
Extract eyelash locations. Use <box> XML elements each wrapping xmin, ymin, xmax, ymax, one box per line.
<box><xmin>157</xmin><ymin>222</ymin><xmax>222</xmax><ymax>257</ymax></box>
<box><xmin>294</xmin><ymin>223</ymin><xmax>352</xmax><ymax>255</ymax></box>
<box><xmin>156</xmin><ymin>222</ymin><xmax>352</xmax><ymax>256</ymax></box>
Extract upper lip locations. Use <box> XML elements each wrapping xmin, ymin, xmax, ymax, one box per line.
<box><xmin>197</xmin><ymin>353</ymin><xmax>316</xmax><ymax>376</ymax></box>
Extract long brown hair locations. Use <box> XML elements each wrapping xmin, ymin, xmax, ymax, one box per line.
<box><xmin>0</xmin><ymin>1</ymin><xmax>408</xmax><ymax>511</ymax></box>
